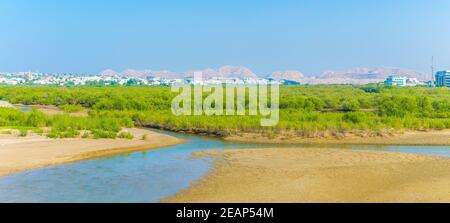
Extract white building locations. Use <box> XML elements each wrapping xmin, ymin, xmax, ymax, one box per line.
<box><xmin>384</xmin><ymin>76</ymin><xmax>407</xmax><ymax>86</ymax></box>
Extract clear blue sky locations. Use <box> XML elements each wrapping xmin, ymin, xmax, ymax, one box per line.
<box><xmin>1</xmin><ymin>0</ymin><xmax>449</xmax><ymax>75</ymax></box>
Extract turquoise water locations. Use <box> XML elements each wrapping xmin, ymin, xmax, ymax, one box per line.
<box><xmin>0</xmin><ymin>132</ymin><xmax>252</xmax><ymax>203</ymax></box>
<box><xmin>0</xmin><ymin>131</ymin><xmax>448</xmax><ymax>202</ymax></box>
<box><xmin>19</xmin><ymin>106</ymin><xmax>32</xmax><ymax>112</ymax></box>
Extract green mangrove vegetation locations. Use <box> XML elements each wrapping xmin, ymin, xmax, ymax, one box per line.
<box><xmin>0</xmin><ymin>85</ymin><xmax>449</xmax><ymax>139</ymax></box>
<box><xmin>0</xmin><ymin>107</ymin><xmax>133</xmax><ymax>139</ymax></box>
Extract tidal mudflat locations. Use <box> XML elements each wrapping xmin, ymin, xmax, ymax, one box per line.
<box><xmin>166</xmin><ymin>148</ymin><xmax>450</xmax><ymax>203</ymax></box>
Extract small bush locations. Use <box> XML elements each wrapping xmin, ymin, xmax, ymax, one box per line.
<box><xmin>81</xmin><ymin>131</ymin><xmax>90</xmax><ymax>138</ymax></box>
<box><xmin>59</xmin><ymin>104</ymin><xmax>84</xmax><ymax>113</ymax></box>
<box><xmin>92</xmin><ymin>129</ymin><xmax>117</xmax><ymax>139</ymax></box>
<box><xmin>47</xmin><ymin>128</ymin><xmax>79</xmax><ymax>138</ymax></box>
<box><xmin>18</xmin><ymin>129</ymin><xmax>28</xmax><ymax>137</ymax></box>
<box><xmin>118</xmin><ymin>131</ymin><xmax>134</xmax><ymax>139</ymax></box>
<box><xmin>33</xmin><ymin>128</ymin><xmax>44</xmax><ymax>134</ymax></box>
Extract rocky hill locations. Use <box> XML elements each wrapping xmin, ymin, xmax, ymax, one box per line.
<box><xmin>99</xmin><ymin>66</ymin><xmax>427</xmax><ymax>85</ymax></box>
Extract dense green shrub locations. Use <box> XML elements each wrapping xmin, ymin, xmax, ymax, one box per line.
<box><xmin>0</xmin><ymin>85</ymin><xmax>448</xmax><ymax>137</ymax></box>
<box><xmin>58</xmin><ymin>104</ymin><xmax>84</xmax><ymax>112</ymax></box>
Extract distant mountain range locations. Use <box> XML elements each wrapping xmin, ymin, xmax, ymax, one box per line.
<box><xmin>308</xmin><ymin>67</ymin><xmax>428</xmax><ymax>84</ymax></box>
<box><xmin>100</xmin><ymin>65</ymin><xmax>429</xmax><ymax>84</ymax></box>
<box><xmin>100</xmin><ymin>65</ymin><xmax>258</xmax><ymax>80</ymax></box>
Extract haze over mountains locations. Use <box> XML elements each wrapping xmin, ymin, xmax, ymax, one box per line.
<box><xmin>100</xmin><ymin>66</ymin><xmax>258</xmax><ymax>80</ymax></box>
<box><xmin>100</xmin><ymin>65</ymin><xmax>429</xmax><ymax>85</ymax></box>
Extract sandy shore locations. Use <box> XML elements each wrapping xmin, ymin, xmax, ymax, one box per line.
<box><xmin>165</xmin><ymin>148</ymin><xmax>450</xmax><ymax>203</ymax></box>
<box><xmin>0</xmin><ymin>128</ymin><xmax>183</xmax><ymax>177</ymax></box>
<box><xmin>14</xmin><ymin>104</ymin><xmax>89</xmax><ymax>116</ymax></box>
<box><xmin>225</xmin><ymin>130</ymin><xmax>450</xmax><ymax>145</ymax></box>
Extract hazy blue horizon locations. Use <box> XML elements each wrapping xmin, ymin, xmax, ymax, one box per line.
<box><xmin>1</xmin><ymin>0</ymin><xmax>449</xmax><ymax>75</ymax></box>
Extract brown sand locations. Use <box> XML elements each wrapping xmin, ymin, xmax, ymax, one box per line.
<box><xmin>165</xmin><ymin>148</ymin><xmax>450</xmax><ymax>203</ymax></box>
<box><xmin>0</xmin><ymin>128</ymin><xmax>182</xmax><ymax>177</ymax></box>
<box><xmin>15</xmin><ymin>104</ymin><xmax>89</xmax><ymax>116</ymax></box>
<box><xmin>225</xmin><ymin>130</ymin><xmax>450</xmax><ymax>145</ymax></box>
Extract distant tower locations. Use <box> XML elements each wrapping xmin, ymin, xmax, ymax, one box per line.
<box><xmin>431</xmin><ymin>56</ymin><xmax>434</xmax><ymax>82</ymax></box>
